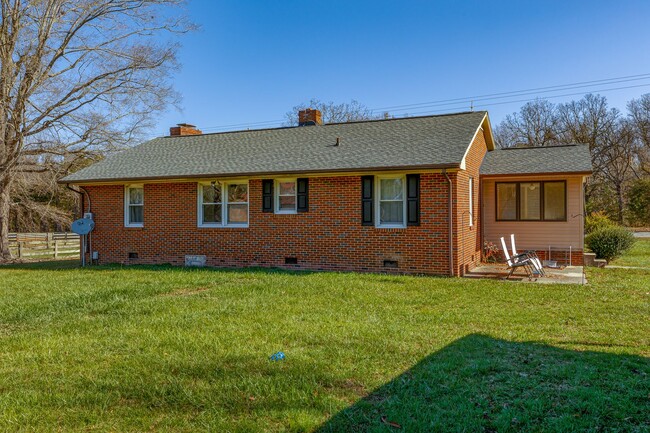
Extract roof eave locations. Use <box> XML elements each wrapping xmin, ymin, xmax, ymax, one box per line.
<box><xmin>480</xmin><ymin>170</ymin><xmax>593</xmax><ymax>177</ymax></box>
<box><xmin>59</xmin><ymin>163</ymin><xmax>462</xmax><ymax>185</ymax></box>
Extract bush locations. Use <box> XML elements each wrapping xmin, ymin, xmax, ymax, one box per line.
<box><xmin>585</xmin><ymin>211</ymin><xmax>616</xmax><ymax>234</ymax></box>
<box><xmin>626</xmin><ymin>178</ymin><xmax>650</xmax><ymax>227</ymax></box>
<box><xmin>585</xmin><ymin>226</ymin><xmax>636</xmax><ymax>262</ymax></box>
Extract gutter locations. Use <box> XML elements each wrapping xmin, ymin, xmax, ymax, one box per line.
<box><xmin>443</xmin><ymin>169</ymin><xmax>454</xmax><ymax>277</ymax></box>
<box><xmin>480</xmin><ymin>171</ymin><xmax>593</xmax><ymax>178</ymax></box>
<box><xmin>57</xmin><ymin>163</ymin><xmax>462</xmax><ymax>185</ymax></box>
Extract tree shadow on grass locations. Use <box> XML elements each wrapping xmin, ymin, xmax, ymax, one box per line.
<box><xmin>0</xmin><ymin>260</ymin><xmax>318</xmax><ymax>276</ymax></box>
<box><xmin>317</xmin><ymin>334</ymin><xmax>650</xmax><ymax>432</ymax></box>
<box><xmin>0</xmin><ymin>258</ymin><xmax>80</xmax><ymax>270</ymax></box>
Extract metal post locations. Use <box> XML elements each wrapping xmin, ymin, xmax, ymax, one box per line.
<box><xmin>81</xmin><ymin>235</ymin><xmax>86</xmax><ymax>267</ymax></box>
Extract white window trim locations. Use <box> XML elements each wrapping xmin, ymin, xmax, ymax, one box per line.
<box><xmin>197</xmin><ymin>181</ymin><xmax>249</xmax><ymax>228</ymax></box>
<box><xmin>274</xmin><ymin>178</ymin><xmax>297</xmax><ymax>214</ymax></box>
<box><xmin>375</xmin><ymin>174</ymin><xmax>407</xmax><ymax>228</ymax></box>
<box><xmin>469</xmin><ymin>177</ymin><xmax>474</xmax><ymax>227</ymax></box>
<box><xmin>124</xmin><ymin>184</ymin><xmax>144</xmax><ymax>227</ymax></box>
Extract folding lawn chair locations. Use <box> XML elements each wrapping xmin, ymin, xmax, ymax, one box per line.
<box><xmin>500</xmin><ymin>236</ymin><xmax>538</xmax><ymax>280</ymax></box>
<box><xmin>510</xmin><ymin>234</ymin><xmax>546</xmax><ymax>277</ymax></box>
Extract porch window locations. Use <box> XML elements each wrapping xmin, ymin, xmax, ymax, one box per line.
<box><xmin>199</xmin><ymin>181</ymin><xmax>248</xmax><ymax>227</ymax></box>
<box><xmin>125</xmin><ymin>185</ymin><xmax>144</xmax><ymax>227</ymax></box>
<box><xmin>519</xmin><ymin>182</ymin><xmax>541</xmax><ymax>220</ymax></box>
<box><xmin>377</xmin><ymin>175</ymin><xmax>406</xmax><ymax>227</ymax></box>
<box><xmin>544</xmin><ymin>181</ymin><xmax>566</xmax><ymax>220</ymax></box>
<box><xmin>496</xmin><ymin>181</ymin><xmax>566</xmax><ymax>222</ymax></box>
<box><xmin>496</xmin><ymin>183</ymin><xmax>517</xmax><ymax>221</ymax></box>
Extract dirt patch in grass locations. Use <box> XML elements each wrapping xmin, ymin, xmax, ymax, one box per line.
<box><xmin>161</xmin><ymin>287</ymin><xmax>211</xmax><ymax>296</ymax></box>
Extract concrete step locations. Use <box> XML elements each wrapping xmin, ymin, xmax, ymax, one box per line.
<box><xmin>584</xmin><ymin>252</ymin><xmax>597</xmax><ymax>267</ymax></box>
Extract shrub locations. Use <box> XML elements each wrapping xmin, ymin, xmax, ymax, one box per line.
<box><xmin>626</xmin><ymin>178</ymin><xmax>650</xmax><ymax>227</ymax></box>
<box><xmin>585</xmin><ymin>211</ymin><xmax>616</xmax><ymax>234</ymax></box>
<box><xmin>585</xmin><ymin>226</ymin><xmax>635</xmax><ymax>262</ymax></box>
<box><xmin>483</xmin><ymin>241</ymin><xmax>500</xmax><ymax>263</ymax></box>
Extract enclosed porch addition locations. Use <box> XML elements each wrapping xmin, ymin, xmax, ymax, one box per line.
<box><xmin>480</xmin><ymin>145</ymin><xmax>593</xmax><ymax>267</ymax></box>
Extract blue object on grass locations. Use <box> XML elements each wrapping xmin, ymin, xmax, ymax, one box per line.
<box><xmin>269</xmin><ymin>351</ymin><xmax>285</xmax><ymax>361</ymax></box>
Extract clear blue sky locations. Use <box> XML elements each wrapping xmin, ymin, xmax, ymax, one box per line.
<box><xmin>152</xmin><ymin>0</ymin><xmax>650</xmax><ymax>136</ymax></box>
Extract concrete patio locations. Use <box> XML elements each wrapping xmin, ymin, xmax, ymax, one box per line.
<box><xmin>466</xmin><ymin>263</ymin><xmax>586</xmax><ymax>284</ymax></box>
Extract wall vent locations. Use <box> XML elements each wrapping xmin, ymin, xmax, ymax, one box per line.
<box><xmin>383</xmin><ymin>260</ymin><xmax>398</xmax><ymax>268</ymax></box>
<box><xmin>128</xmin><ymin>252</ymin><xmax>138</xmax><ymax>259</ymax></box>
<box><xmin>285</xmin><ymin>257</ymin><xmax>298</xmax><ymax>265</ymax></box>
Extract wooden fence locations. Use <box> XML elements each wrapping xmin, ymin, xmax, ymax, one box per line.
<box><xmin>8</xmin><ymin>232</ymin><xmax>80</xmax><ymax>259</ymax></box>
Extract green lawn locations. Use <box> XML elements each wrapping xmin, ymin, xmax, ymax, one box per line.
<box><xmin>0</xmin><ymin>259</ymin><xmax>648</xmax><ymax>432</ymax></box>
<box><xmin>611</xmin><ymin>238</ymin><xmax>650</xmax><ymax>268</ymax></box>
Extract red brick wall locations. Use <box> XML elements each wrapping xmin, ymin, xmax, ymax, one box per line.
<box><xmin>454</xmin><ymin>129</ymin><xmax>488</xmax><ymax>276</ymax></box>
<box><xmin>82</xmin><ymin>173</ymin><xmax>459</xmax><ymax>275</ymax></box>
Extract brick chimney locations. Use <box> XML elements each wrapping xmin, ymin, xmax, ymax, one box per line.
<box><xmin>298</xmin><ymin>108</ymin><xmax>322</xmax><ymax>126</ymax></box>
<box><xmin>170</xmin><ymin>123</ymin><xmax>202</xmax><ymax>136</ymax></box>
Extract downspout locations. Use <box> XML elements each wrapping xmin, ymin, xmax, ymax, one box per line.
<box><xmin>66</xmin><ymin>184</ymin><xmax>92</xmax><ymax>263</ymax></box>
<box><xmin>66</xmin><ymin>184</ymin><xmax>91</xmax><ymax>216</ymax></box>
<box><xmin>443</xmin><ymin>169</ymin><xmax>454</xmax><ymax>277</ymax></box>
<box><xmin>478</xmin><ymin>176</ymin><xmax>485</xmax><ymax>262</ymax></box>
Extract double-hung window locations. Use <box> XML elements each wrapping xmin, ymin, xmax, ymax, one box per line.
<box><xmin>125</xmin><ymin>185</ymin><xmax>144</xmax><ymax>227</ymax></box>
<box><xmin>275</xmin><ymin>179</ymin><xmax>297</xmax><ymax>213</ymax></box>
<box><xmin>376</xmin><ymin>175</ymin><xmax>406</xmax><ymax>227</ymax></box>
<box><xmin>199</xmin><ymin>181</ymin><xmax>249</xmax><ymax>227</ymax></box>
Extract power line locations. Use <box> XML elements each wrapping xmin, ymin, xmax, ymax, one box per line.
<box><xmin>402</xmin><ymin>82</ymin><xmax>650</xmax><ymax>116</ymax></box>
<box><xmin>145</xmin><ymin>72</ymin><xmax>650</xmax><ymax>137</ymax></box>
<box><xmin>369</xmin><ymin>73</ymin><xmax>650</xmax><ymax>112</ymax></box>
<box><xmin>372</xmin><ymin>75</ymin><xmax>650</xmax><ymax>114</ymax></box>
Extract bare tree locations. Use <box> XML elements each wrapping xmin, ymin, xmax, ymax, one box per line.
<box><xmin>627</xmin><ymin>93</ymin><xmax>650</xmax><ymax>176</ymax></box>
<box><xmin>494</xmin><ymin>99</ymin><xmax>560</xmax><ymax>148</ymax></box>
<box><xmin>598</xmin><ymin>122</ymin><xmax>639</xmax><ymax>222</ymax></box>
<box><xmin>284</xmin><ymin>99</ymin><xmax>386</xmax><ymax>125</ymax></box>
<box><xmin>0</xmin><ymin>0</ymin><xmax>192</xmax><ymax>260</ymax></box>
<box><xmin>556</xmin><ymin>94</ymin><xmax>620</xmax><ymax>174</ymax></box>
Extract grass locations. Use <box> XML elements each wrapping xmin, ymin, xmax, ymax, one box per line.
<box><xmin>611</xmin><ymin>238</ymin><xmax>650</xmax><ymax>268</ymax></box>
<box><xmin>0</xmin><ymin>258</ymin><xmax>648</xmax><ymax>432</ymax></box>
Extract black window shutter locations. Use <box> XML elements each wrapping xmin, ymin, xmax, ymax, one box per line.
<box><xmin>297</xmin><ymin>178</ymin><xmax>309</xmax><ymax>212</ymax></box>
<box><xmin>262</xmin><ymin>179</ymin><xmax>274</xmax><ymax>212</ymax></box>
<box><xmin>406</xmin><ymin>174</ymin><xmax>420</xmax><ymax>226</ymax></box>
<box><xmin>361</xmin><ymin>175</ymin><xmax>374</xmax><ymax>226</ymax></box>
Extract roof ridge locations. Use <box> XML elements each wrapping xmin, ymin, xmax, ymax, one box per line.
<box><xmin>162</xmin><ymin>110</ymin><xmax>487</xmax><ymax>139</ymax></box>
<box><xmin>499</xmin><ymin>143</ymin><xmax>588</xmax><ymax>150</ymax></box>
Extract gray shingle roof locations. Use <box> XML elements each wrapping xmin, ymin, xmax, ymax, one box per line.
<box><xmin>480</xmin><ymin>144</ymin><xmax>593</xmax><ymax>176</ymax></box>
<box><xmin>62</xmin><ymin>111</ymin><xmax>489</xmax><ymax>183</ymax></box>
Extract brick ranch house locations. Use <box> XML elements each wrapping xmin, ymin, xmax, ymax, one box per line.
<box><xmin>61</xmin><ymin>110</ymin><xmax>592</xmax><ymax>276</ymax></box>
